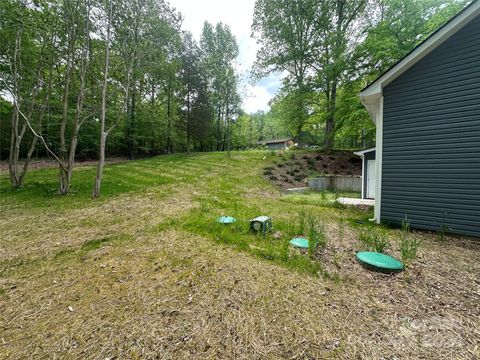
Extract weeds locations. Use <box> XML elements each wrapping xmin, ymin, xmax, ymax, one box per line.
<box><xmin>320</xmin><ymin>190</ymin><xmax>327</xmax><ymax>200</ymax></box>
<box><xmin>437</xmin><ymin>223</ymin><xmax>449</xmax><ymax>242</ymax></box>
<box><xmin>437</xmin><ymin>213</ymin><xmax>450</xmax><ymax>242</ymax></box>
<box><xmin>307</xmin><ymin>215</ymin><xmax>326</xmax><ymax>258</ymax></box>
<box><xmin>401</xmin><ymin>215</ymin><xmax>410</xmax><ymax>234</ymax></box>
<box><xmin>399</xmin><ymin>215</ymin><xmax>421</xmax><ymax>266</ymax></box>
<box><xmin>298</xmin><ymin>209</ymin><xmax>306</xmax><ymax>235</ymax></box>
<box><xmin>358</xmin><ymin>228</ymin><xmax>389</xmax><ymax>253</ymax></box>
<box><xmin>400</xmin><ymin>236</ymin><xmax>422</xmax><ymax>266</ymax></box>
<box><xmin>337</xmin><ymin>209</ymin><xmax>345</xmax><ymax>241</ymax></box>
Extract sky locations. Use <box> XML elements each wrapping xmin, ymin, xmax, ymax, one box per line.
<box><xmin>171</xmin><ymin>0</ymin><xmax>282</xmax><ymax>114</ymax></box>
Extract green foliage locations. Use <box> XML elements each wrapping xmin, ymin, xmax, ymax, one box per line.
<box><xmin>437</xmin><ymin>212</ymin><xmax>450</xmax><ymax>242</ymax></box>
<box><xmin>358</xmin><ymin>228</ymin><xmax>389</xmax><ymax>253</ymax></box>
<box><xmin>251</xmin><ymin>0</ymin><xmax>467</xmax><ymax>149</ymax></box>
<box><xmin>398</xmin><ymin>215</ymin><xmax>421</xmax><ymax>265</ymax></box>
<box><xmin>337</xmin><ymin>209</ymin><xmax>345</xmax><ymax>241</ymax></box>
<box><xmin>307</xmin><ymin>215</ymin><xmax>326</xmax><ymax>258</ymax></box>
<box><xmin>437</xmin><ymin>223</ymin><xmax>449</xmax><ymax>242</ymax></box>
<box><xmin>400</xmin><ymin>236</ymin><xmax>422</xmax><ymax>266</ymax></box>
<box><xmin>298</xmin><ymin>209</ymin><xmax>306</xmax><ymax>235</ymax></box>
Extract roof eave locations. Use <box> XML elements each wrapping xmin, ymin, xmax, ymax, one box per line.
<box><xmin>354</xmin><ymin>147</ymin><xmax>376</xmax><ymax>156</ymax></box>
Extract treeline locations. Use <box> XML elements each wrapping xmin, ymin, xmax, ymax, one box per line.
<box><xmin>0</xmin><ymin>0</ymin><xmax>244</xmax><ymax>194</ymax></box>
<box><xmin>0</xmin><ymin>0</ymin><xmax>470</xmax><ymax>194</ymax></box>
<box><xmin>251</xmin><ymin>0</ymin><xmax>469</xmax><ymax>149</ymax></box>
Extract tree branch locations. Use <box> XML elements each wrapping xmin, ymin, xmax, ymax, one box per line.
<box><xmin>2</xmin><ymin>79</ymin><xmax>67</xmax><ymax>172</ymax></box>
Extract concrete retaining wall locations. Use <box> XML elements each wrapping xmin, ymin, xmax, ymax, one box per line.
<box><xmin>308</xmin><ymin>176</ymin><xmax>361</xmax><ymax>192</ymax></box>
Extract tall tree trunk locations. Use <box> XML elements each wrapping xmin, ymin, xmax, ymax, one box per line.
<box><xmin>8</xmin><ymin>28</ymin><xmax>24</xmax><ymax>188</ymax></box>
<box><xmin>186</xmin><ymin>86</ymin><xmax>191</xmax><ymax>154</ymax></box>
<box><xmin>59</xmin><ymin>0</ymin><xmax>91</xmax><ymax>194</ymax></box>
<box><xmin>225</xmin><ymin>76</ymin><xmax>231</xmax><ymax>157</ymax></box>
<box><xmin>324</xmin><ymin>80</ymin><xmax>337</xmax><ymax>151</ymax></box>
<box><xmin>216</xmin><ymin>102</ymin><xmax>221</xmax><ymax>151</ymax></box>
<box><xmin>58</xmin><ymin>44</ymin><xmax>74</xmax><ymax>194</ymax></box>
<box><xmin>166</xmin><ymin>75</ymin><xmax>172</xmax><ymax>154</ymax></box>
<box><xmin>93</xmin><ymin>0</ymin><xmax>112</xmax><ymax>198</ymax></box>
<box><xmin>126</xmin><ymin>90</ymin><xmax>136</xmax><ymax>159</ymax></box>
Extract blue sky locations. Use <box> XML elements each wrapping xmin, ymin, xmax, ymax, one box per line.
<box><xmin>172</xmin><ymin>0</ymin><xmax>282</xmax><ymax>113</ymax></box>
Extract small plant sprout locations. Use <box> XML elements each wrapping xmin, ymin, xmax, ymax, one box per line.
<box><xmin>280</xmin><ymin>236</ymin><xmax>290</xmax><ymax>262</ymax></box>
<box><xmin>399</xmin><ymin>214</ymin><xmax>421</xmax><ymax>266</ymax></box>
<box><xmin>337</xmin><ymin>209</ymin><xmax>345</xmax><ymax>241</ymax></box>
<box><xmin>358</xmin><ymin>228</ymin><xmax>389</xmax><ymax>253</ymax></box>
<box><xmin>437</xmin><ymin>212</ymin><xmax>449</xmax><ymax>242</ymax></box>
<box><xmin>298</xmin><ymin>209</ymin><xmax>306</xmax><ymax>235</ymax></box>
<box><xmin>320</xmin><ymin>190</ymin><xmax>327</xmax><ymax>200</ymax></box>
<box><xmin>400</xmin><ymin>235</ymin><xmax>422</xmax><ymax>266</ymax></box>
<box><xmin>307</xmin><ymin>215</ymin><xmax>326</xmax><ymax>258</ymax></box>
<box><xmin>401</xmin><ymin>214</ymin><xmax>410</xmax><ymax>234</ymax></box>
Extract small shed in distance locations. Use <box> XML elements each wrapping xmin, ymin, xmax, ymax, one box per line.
<box><xmin>354</xmin><ymin>147</ymin><xmax>376</xmax><ymax>200</ymax></box>
<box><xmin>258</xmin><ymin>138</ymin><xmax>294</xmax><ymax>150</ymax></box>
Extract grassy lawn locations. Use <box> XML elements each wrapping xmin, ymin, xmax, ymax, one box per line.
<box><xmin>1</xmin><ymin>151</ymin><xmax>479</xmax><ymax>359</ymax></box>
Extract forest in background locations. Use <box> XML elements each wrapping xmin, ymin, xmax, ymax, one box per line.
<box><xmin>0</xmin><ymin>0</ymin><xmax>470</xmax><ymax>193</ymax></box>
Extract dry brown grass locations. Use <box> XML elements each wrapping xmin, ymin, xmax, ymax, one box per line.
<box><xmin>1</xmin><ymin>153</ymin><xmax>479</xmax><ymax>359</ymax></box>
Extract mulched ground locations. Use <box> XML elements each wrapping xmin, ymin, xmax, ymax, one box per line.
<box><xmin>264</xmin><ymin>151</ymin><xmax>362</xmax><ymax>189</ymax></box>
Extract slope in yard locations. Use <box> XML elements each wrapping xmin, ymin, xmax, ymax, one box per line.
<box><xmin>0</xmin><ymin>151</ymin><xmax>479</xmax><ymax>359</ymax></box>
<box><xmin>263</xmin><ymin>151</ymin><xmax>362</xmax><ymax>189</ymax></box>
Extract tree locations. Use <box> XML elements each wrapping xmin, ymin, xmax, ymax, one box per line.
<box><xmin>252</xmin><ymin>0</ymin><xmax>318</xmax><ymax>140</ymax></box>
<box><xmin>93</xmin><ymin>0</ymin><xmax>113</xmax><ymax>198</ymax></box>
<box><xmin>309</xmin><ymin>0</ymin><xmax>367</xmax><ymax>150</ymax></box>
<box><xmin>200</xmin><ymin>22</ymin><xmax>240</xmax><ymax>151</ymax></box>
<box><xmin>0</xmin><ymin>0</ymin><xmax>58</xmax><ymax>187</ymax></box>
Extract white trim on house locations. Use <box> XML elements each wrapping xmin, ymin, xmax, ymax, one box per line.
<box><xmin>360</xmin><ymin>155</ymin><xmax>365</xmax><ymax>199</ymax></box>
<box><xmin>373</xmin><ymin>96</ymin><xmax>383</xmax><ymax>223</ymax></box>
<box><xmin>360</xmin><ymin>0</ymin><xmax>480</xmax><ymax>124</ymax></box>
<box><xmin>353</xmin><ymin>147</ymin><xmax>376</xmax><ymax>156</ymax></box>
<box><xmin>354</xmin><ymin>147</ymin><xmax>376</xmax><ymax>200</ymax></box>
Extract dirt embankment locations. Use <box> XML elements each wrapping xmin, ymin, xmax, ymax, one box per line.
<box><xmin>263</xmin><ymin>151</ymin><xmax>362</xmax><ymax>189</ymax></box>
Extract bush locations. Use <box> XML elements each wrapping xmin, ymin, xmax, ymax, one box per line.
<box><xmin>358</xmin><ymin>228</ymin><xmax>389</xmax><ymax>253</ymax></box>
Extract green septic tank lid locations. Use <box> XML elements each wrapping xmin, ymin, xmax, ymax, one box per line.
<box><xmin>217</xmin><ymin>216</ymin><xmax>236</xmax><ymax>224</ymax></box>
<box><xmin>290</xmin><ymin>237</ymin><xmax>309</xmax><ymax>249</ymax></box>
<box><xmin>356</xmin><ymin>251</ymin><xmax>404</xmax><ymax>272</ymax></box>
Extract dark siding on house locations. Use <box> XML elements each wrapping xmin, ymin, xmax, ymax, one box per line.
<box><xmin>381</xmin><ymin>15</ymin><xmax>480</xmax><ymax>237</ymax></box>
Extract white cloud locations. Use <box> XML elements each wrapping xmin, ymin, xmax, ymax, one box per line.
<box><xmin>171</xmin><ymin>0</ymin><xmax>282</xmax><ymax>114</ymax></box>
<box><xmin>243</xmin><ymin>84</ymin><xmax>271</xmax><ymax>113</ymax></box>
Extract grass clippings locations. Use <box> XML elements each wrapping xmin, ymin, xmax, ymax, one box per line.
<box><xmin>1</xmin><ymin>151</ymin><xmax>479</xmax><ymax>359</ymax></box>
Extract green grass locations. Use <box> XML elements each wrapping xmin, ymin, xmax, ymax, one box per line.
<box><xmin>0</xmin><ymin>153</ymin><xmax>228</xmax><ymax>210</ymax></box>
<box><xmin>1</xmin><ymin>150</ymin><xmax>371</xmax><ymax>277</ymax></box>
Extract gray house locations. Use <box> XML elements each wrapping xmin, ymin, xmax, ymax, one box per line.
<box><xmin>360</xmin><ymin>0</ymin><xmax>480</xmax><ymax>237</ymax></box>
